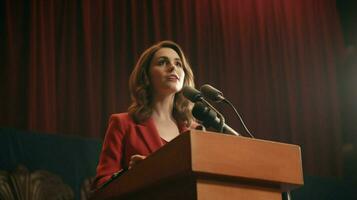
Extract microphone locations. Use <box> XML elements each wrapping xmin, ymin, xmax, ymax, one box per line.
<box><xmin>182</xmin><ymin>86</ymin><xmax>203</xmax><ymax>102</ymax></box>
<box><xmin>200</xmin><ymin>84</ymin><xmax>225</xmax><ymax>102</ymax></box>
<box><xmin>192</xmin><ymin>102</ymin><xmax>240</xmax><ymax>136</ymax></box>
<box><xmin>182</xmin><ymin>86</ymin><xmax>225</xmax><ymax>132</ymax></box>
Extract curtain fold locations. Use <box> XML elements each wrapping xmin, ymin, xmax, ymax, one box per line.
<box><xmin>2</xmin><ymin>0</ymin><xmax>344</xmax><ymax>177</ymax></box>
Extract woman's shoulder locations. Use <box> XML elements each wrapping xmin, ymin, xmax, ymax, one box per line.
<box><xmin>110</xmin><ymin>112</ymin><xmax>130</xmax><ymax>120</ymax></box>
<box><xmin>108</xmin><ymin>113</ymin><xmax>135</xmax><ymax>126</ymax></box>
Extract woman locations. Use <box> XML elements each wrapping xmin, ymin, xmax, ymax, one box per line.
<box><xmin>93</xmin><ymin>40</ymin><xmax>197</xmax><ymax>189</ymax></box>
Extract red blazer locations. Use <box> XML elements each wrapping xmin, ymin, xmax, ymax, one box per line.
<box><xmin>93</xmin><ymin>113</ymin><xmax>191</xmax><ymax>189</ymax></box>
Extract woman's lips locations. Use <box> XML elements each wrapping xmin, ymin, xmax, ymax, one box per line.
<box><xmin>167</xmin><ymin>74</ymin><xmax>179</xmax><ymax>81</ymax></box>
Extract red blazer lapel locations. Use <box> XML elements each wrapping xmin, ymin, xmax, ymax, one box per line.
<box><xmin>136</xmin><ymin>117</ymin><xmax>163</xmax><ymax>153</ymax></box>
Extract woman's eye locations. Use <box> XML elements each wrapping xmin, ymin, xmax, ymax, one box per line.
<box><xmin>157</xmin><ymin>60</ymin><xmax>165</xmax><ymax>66</ymax></box>
<box><xmin>176</xmin><ymin>61</ymin><xmax>182</xmax><ymax>67</ymax></box>
<box><xmin>157</xmin><ymin>58</ymin><xmax>182</xmax><ymax>68</ymax></box>
<box><xmin>158</xmin><ymin>59</ymin><xmax>168</xmax><ymax>66</ymax></box>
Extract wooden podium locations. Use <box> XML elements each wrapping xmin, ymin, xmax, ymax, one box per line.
<box><xmin>91</xmin><ymin>130</ymin><xmax>303</xmax><ymax>200</ymax></box>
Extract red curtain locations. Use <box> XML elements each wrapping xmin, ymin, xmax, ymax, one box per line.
<box><xmin>2</xmin><ymin>0</ymin><xmax>345</xmax><ymax>177</ymax></box>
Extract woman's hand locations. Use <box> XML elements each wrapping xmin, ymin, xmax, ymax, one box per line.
<box><xmin>128</xmin><ymin>154</ymin><xmax>146</xmax><ymax>169</ymax></box>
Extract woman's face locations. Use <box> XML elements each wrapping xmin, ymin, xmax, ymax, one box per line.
<box><xmin>149</xmin><ymin>47</ymin><xmax>185</xmax><ymax>97</ymax></box>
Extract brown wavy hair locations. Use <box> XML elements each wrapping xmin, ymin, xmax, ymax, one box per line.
<box><xmin>128</xmin><ymin>40</ymin><xmax>195</xmax><ymax>126</ymax></box>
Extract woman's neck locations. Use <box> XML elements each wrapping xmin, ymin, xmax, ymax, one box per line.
<box><xmin>151</xmin><ymin>94</ymin><xmax>175</xmax><ymax>121</ymax></box>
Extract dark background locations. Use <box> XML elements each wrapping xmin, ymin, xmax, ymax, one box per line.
<box><xmin>1</xmin><ymin>0</ymin><xmax>356</xmax><ymax>181</ymax></box>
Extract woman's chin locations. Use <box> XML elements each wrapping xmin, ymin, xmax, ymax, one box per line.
<box><xmin>165</xmin><ymin>83</ymin><xmax>182</xmax><ymax>92</ymax></box>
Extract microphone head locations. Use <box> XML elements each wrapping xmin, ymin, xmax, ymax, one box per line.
<box><xmin>200</xmin><ymin>84</ymin><xmax>225</xmax><ymax>102</ymax></box>
<box><xmin>182</xmin><ymin>86</ymin><xmax>203</xmax><ymax>102</ymax></box>
<box><xmin>192</xmin><ymin>102</ymin><xmax>218</xmax><ymax>127</ymax></box>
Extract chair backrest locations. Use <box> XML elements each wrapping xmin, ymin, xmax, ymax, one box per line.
<box><xmin>0</xmin><ymin>165</ymin><xmax>74</xmax><ymax>200</ymax></box>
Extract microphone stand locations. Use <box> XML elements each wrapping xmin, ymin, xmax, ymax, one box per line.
<box><xmin>201</xmin><ymin>99</ymin><xmax>225</xmax><ymax>133</ymax></box>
